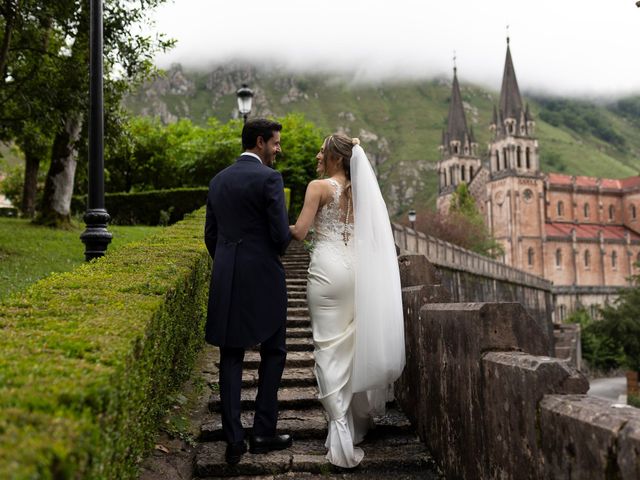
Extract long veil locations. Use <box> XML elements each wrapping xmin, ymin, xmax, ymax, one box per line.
<box><xmin>351</xmin><ymin>145</ymin><xmax>405</xmax><ymax>398</ymax></box>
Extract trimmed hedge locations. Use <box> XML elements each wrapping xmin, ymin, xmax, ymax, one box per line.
<box><xmin>72</xmin><ymin>187</ymin><xmax>291</xmax><ymax>226</ymax></box>
<box><xmin>0</xmin><ymin>208</ymin><xmax>211</xmax><ymax>479</ymax></box>
<box><xmin>71</xmin><ymin>188</ymin><xmax>208</xmax><ymax>226</ymax></box>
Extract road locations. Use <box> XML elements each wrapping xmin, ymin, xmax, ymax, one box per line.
<box><xmin>588</xmin><ymin>376</ymin><xmax>627</xmax><ymax>402</ymax></box>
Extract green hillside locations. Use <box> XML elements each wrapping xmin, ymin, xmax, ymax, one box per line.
<box><xmin>126</xmin><ymin>64</ymin><xmax>640</xmax><ymax>216</ymax></box>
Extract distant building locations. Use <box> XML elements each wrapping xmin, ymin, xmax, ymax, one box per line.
<box><xmin>437</xmin><ymin>38</ymin><xmax>640</xmax><ymax>322</ymax></box>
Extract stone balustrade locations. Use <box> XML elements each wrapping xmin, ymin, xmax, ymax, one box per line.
<box><xmin>395</xmin><ymin>253</ymin><xmax>640</xmax><ymax>479</ymax></box>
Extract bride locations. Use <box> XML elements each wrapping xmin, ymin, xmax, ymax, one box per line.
<box><xmin>290</xmin><ymin>134</ymin><xmax>405</xmax><ymax>468</ymax></box>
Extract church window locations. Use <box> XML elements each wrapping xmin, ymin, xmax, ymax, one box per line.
<box><xmin>555</xmin><ymin>249</ymin><xmax>562</xmax><ymax>267</ymax></box>
<box><xmin>526</xmin><ymin>148</ymin><xmax>531</xmax><ymax>169</ymax></box>
<box><xmin>527</xmin><ymin>247</ymin><xmax>534</xmax><ymax>267</ymax></box>
<box><xmin>495</xmin><ymin>151</ymin><xmax>500</xmax><ymax>171</ymax></box>
<box><xmin>450</xmin><ymin>167</ymin><xmax>455</xmax><ymax>185</ymax></box>
<box><xmin>631</xmin><ymin>205</ymin><xmax>637</xmax><ymax>220</ymax></box>
<box><xmin>558</xmin><ymin>305</ymin><xmax>566</xmax><ymax>321</ymax></box>
<box><xmin>584</xmin><ymin>250</ymin><xmax>591</xmax><ymax>268</ymax></box>
<box><xmin>584</xmin><ymin>203</ymin><xmax>590</xmax><ymax>218</ymax></box>
<box><xmin>516</xmin><ymin>146</ymin><xmax>522</xmax><ymax>168</ymax></box>
<box><xmin>503</xmin><ymin>148</ymin><xmax>508</xmax><ymax>169</ymax></box>
<box><xmin>612</xmin><ymin>251</ymin><xmax>618</xmax><ymax>268</ymax></box>
<box><xmin>557</xmin><ymin>201</ymin><xmax>564</xmax><ymax>217</ymax></box>
<box><xmin>453</xmin><ymin>144</ymin><xmax>459</xmax><ymax>154</ymax></box>
<box><xmin>636</xmin><ymin>252</ymin><xmax>640</xmax><ymax>266</ymax></box>
<box><xmin>609</xmin><ymin>205</ymin><xmax>615</xmax><ymax>220</ymax></box>
<box><xmin>461</xmin><ymin>166</ymin><xmax>466</xmax><ymax>181</ymax></box>
<box><xmin>470</xmin><ymin>166</ymin><xmax>474</xmax><ymax>179</ymax></box>
<box><xmin>523</xmin><ymin>189</ymin><xmax>533</xmax><ymax>202</ymax></box>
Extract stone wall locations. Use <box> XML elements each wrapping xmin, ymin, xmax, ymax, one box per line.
<box><xmin>393</xmin><ymin>223</ymin><xmax>554</xmax><ymax>328</ymax></box>
<box><xmin>395</xmin><ymin>254</ymin><xmax>640</xmax><ymax>479</ymax></box>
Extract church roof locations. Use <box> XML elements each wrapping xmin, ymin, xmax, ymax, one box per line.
<box><xmin>547</xmin><ymin>173</ymin><xmax>640</xmax><ymax>190</ymax></box>
<box><xmin>546</xmin><ymin>222</ymin><xmax>640</xmax><ymax>241</ymax></box>
<box><xmin>446</xmin><ymin>67</ymin><xmax>472</xmax><ymax>145</ymax></box>
<box><xmin>499</xmin><ymin>40</ymin><xmax>524</xmax><ymax>121</ymax></box>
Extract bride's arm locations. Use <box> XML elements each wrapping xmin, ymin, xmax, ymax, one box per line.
<box><xmin>290</xmin><ymin>180</ymin><xmax>324</xmax><ymax>241</ymax></box>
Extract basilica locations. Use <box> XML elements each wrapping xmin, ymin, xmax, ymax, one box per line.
<box><xmin>436</xmin><ymin>39</ymin><xmax>640</xmax><ymax>321</ymax></box>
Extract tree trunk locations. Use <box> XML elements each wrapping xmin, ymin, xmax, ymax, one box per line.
<box><xmin>20</xmin><ymin>147</ymin><xmax>40</xmax><ymax>217</ymax></box>
<box><xmin>36</xmin><ymin>113</ymin><xmax>83</xmax><ymax>227</ymax></box>
<box><xmin>0</xmin><ymin>0</ymin><xmax>19</xmax><ymax>79</ymax></box>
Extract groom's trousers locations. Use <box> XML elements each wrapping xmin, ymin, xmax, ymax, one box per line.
<box><xmin>219</xmin><ymin>324</ymin><xmax>287</xmax><ymax>444</ymax></box>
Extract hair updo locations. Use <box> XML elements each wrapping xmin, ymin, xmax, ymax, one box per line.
<box><xmin>324</xmin><ymin>134</ymin><xmax>359</xmax><ymax>180</ymax></box>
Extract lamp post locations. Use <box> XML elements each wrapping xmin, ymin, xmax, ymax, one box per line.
<box><xmin>408</xmin><ymin>209</ymin><xmax>416</xmax><ymax>230</ymax></box>
<box><xmin>236</xmin><ymin>83</ymin><xmax>254</xmax><ymax>124</ymax></box>
<box><xmin>80</xmin><ymin>0</ymin><xmax>112</xmax><ymax>261</ymax></box>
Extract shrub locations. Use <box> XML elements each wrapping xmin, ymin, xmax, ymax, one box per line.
<box><xmin>0</xmin><ymin>209</ymin><xmax>211</xmax><ymax>479</ymax></box>
<box><xmin>72</xmin><ymin>187</ymin><xmax>208</xmax><ymax>225</ymax></box>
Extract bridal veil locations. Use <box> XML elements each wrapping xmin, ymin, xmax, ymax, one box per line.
<box><xmin>350</xmin><ymin>144</ymin><xmax>405</xmax><ymax>397</ymax></box>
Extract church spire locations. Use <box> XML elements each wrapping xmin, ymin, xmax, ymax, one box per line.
<box><xmin>499</xmin><ymin>38</ymin><xmax>524</xmax><ymax>123</ymax></box>
<box><xmin>446</xmin><ymin>66</ymin><xmax>471</xmax><ymax>147</ymax></box>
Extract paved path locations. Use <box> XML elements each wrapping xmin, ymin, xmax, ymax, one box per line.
<box><xmin>193</xmin><ymin>241</ymin><xmax>441</xmax><ymax>479</ymax></box>
<box><xmin>588</xmin><ymin>376</ymin><xmax>627</xmax><ymax>403</ymax></box>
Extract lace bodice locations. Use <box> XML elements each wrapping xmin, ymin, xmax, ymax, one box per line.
<box><xmin>313</xmin><ymin>179</ymin><xmax>354</xmax><ymax>246</ymax></box>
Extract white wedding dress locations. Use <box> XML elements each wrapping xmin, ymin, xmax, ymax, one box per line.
<box><xmin>307</xmin><ymin>178</ymin><xmax>370</xmax><ymax>468</ymax></box>
<box><xmin>307</xmin><ymin>145</ymin><xmax>406</xmax><ymax>468</ymax></box>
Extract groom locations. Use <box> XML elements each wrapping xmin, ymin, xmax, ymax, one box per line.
<box><xmin>204</xmin><ymin>118</ymin><xmax>293</xmax><ymax>464</ymax></box>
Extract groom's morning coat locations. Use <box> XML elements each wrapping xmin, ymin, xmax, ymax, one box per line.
<box><xmin>205</xmin><ymin>155</ymin><xmax>291</xmax><ymax>348</ymax></box>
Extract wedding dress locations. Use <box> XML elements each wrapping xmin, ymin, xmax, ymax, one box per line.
<box><xmin>307</xmin><ymin>178</ymin><xmax>369</xmax><ymax>468</ymax></box>
<box><xmin>306</xmin><ymin>145</ymin><xmax>405</xmax><ymax>468</ymax></box>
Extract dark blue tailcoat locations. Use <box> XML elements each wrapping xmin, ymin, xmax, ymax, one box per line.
<box><xmin>204</xmin><ymin>155</ymin><xmax>291</xmax><ymax>348</ymax></box>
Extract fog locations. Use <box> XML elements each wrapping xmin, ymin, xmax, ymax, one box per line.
<box><xmin>149</xmin><ymin>0</ymin><xmax>640</xmax><ymax>97</ymax></box>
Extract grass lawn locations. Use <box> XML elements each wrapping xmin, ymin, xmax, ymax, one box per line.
<box><xmin>0</xmin><ymin>218</ymin><xmax>160</xmax><ymax>301</ymax></box>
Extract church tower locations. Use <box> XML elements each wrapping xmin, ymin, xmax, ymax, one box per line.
<box><xmin>436</xmin><ymin>66</ymin><xmax>481</xmax><ymax>214</ymax></box>
<box><xmin>485</xmin><ymin>38</ymin><xmax>546</xmax><ymax>274</ymax></box>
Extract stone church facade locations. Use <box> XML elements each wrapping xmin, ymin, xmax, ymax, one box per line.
<box><xmin>437</xmin><ymin>39</ymin><xmax>640</xmax><ymax>322</ymax></box>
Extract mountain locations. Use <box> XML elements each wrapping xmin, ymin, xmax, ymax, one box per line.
<box><xmin>125</xmin><ymin>63</ymin><xmax>640</xmax><ymax>217</ymax></box>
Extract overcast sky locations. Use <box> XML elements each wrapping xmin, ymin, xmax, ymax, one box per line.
<box><xmin>149</xmin><ymin>0</ymin><xmax>640</xmax><ymax>97</ymax></box>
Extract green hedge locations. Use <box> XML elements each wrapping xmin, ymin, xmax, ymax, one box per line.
<box><xmin>72</xmin><ymin>188</ymin><xmax>209</xmax><ymax>226</ymax></box>
<box><xmin>0</xmin><ymin>209</ymin><xmax>211</xmax><ymax>479</ymax></box>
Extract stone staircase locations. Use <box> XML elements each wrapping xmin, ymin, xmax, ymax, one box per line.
<box><xmin>193</xmin><ymin>242</ymin><xmax>441</xmax><ymax>479</ymax></box>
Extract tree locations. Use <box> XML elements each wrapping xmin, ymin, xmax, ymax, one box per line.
<box><xmin>0</xmin><ymin>0</ymin><xmax>174</xmax><ymax>226</ymax></box>
<box><xmin>595</xmin><ymin>278</ymin><xmax>640</xmax><ymax>373</ymax></box>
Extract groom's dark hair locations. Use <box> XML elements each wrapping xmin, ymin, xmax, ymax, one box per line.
<box><xmin>242</xmin><ymin>119</ymin><xmax>282</xmax><ymax>150</ymax></box>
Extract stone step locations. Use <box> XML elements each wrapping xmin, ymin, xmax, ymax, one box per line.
<box><xmin>199</xmin><ymin>407</ymin><xmax>413</xmax><ymax>443</ymax></box>
<box><xmin>286</xmin><ymin>278</ymin><xmax>307</xmax><ymax>284</ymax></box>
<box><xmin>200</xmin><ymin>408</ymin><xmax>327</xmax><ymax>442</ymax></box>
<box><xmin>288</xmin><ymin>307</ymin><xmax>309</xmax><ymax>316</ymax></box>
<box><xmin>194</xmin><ymin>435</ymin><xmax>436</xmax><ymax>478</ymax></box>
<box><xmin>209</xmin><ymin>386</ymin><xmax>319</xmax><ymax>412</ymax></box>
<box><xmin>217</xmin><ymin>351</ymin><xmax>314</xmax><ymax>370</ymax></box>
<box><xmin>249</xmin><ymin>337</ymin><xmax>313</xmax><ymax>352</ymax></box>
<box><xmin>287</xmin><ymin>317</ymin><xmax>311</xmax><ymax>328</ymax></box>
<box><xmin>288</xmin><ymin>292</ymin><xmax>307</xmax><ymax>299</ymax></box>
<box><xmin>286</xmin><ymin>327</ymin><xmax>312</xmax><ymax>338</ymax></box>
<box><xmin>240</xmin><ymin>367</ymin><xmax>316</xmax><ymax>388</ymax></box>
<box><xmin>287</xmin><ymin>298</ymin><xmax>308</xmax><ymax>307</ymax></box>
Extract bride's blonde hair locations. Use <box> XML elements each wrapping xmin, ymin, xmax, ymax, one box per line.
<box><xmin>323</xmin><ymin>134</ymin><xmax>359</xmax><ymax>180</ymax></box>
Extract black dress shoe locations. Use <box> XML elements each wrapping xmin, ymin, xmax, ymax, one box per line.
<box><xmin>225</xmin><ymin>440</ymin><xmax>247</xmax><ymax>465</ymax></box>
<box><xmin>249</xmin><ymin>434</ymin><xmax>293</xmax><ymax>454</ymax></box>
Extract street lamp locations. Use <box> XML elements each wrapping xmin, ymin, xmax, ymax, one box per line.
<box><xmin>408</xmin><ymin>209</ymin><xmax>417</xmax><ymax>230</ymax></box>
<box><xmin>80</xmin><ymin>0</ymin><xmax>112</xmax><ymax>261</ymax></box>
<box><xmin>236</xmin><ymin>83</ymin><xmax>254</xmax><ymax>124</ymax></box>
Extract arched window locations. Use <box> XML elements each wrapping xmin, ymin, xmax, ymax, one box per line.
<box><xmin>584</xmin><ymin>203</ymin><xmax>590</xmax><ymax>218</ymax></box>
<box><xmin>612</xmin><ymin>251</ymin><xmax>618</xmax><ymax>268</ymax></box>
<box><xmin>555</xmin><ymin>249</ymin><xmax>562</xmax><ymax>267</ymax></box>
<box><xmin>584</xmin><ymin>250</ymin><xmax>591</xmax><ymax>267</ymax></box>
<box><xmin>609</xmin><ymin>205</ymin><xmax>615</xmax><ymax>220</ymax></box>
<box><xmin>461</xmin><ymin>166</ymin><xmax>466</xmax><ymax>181</ymax></box>
<box><xmin>636</xmin><ymin>252</ymin><xmax>640</xmax><ymax>266</ymax></box>
<box><xmin>470</xmin><ymin>166</ymin><xmax>474</xmax><ymax>179</ymax></box>
<box><xmin>527</xmin><ymin>247</ymin><xmax>535</xmax><ymax>267</ymax></box>
<box><xmin>557</xmin><ymin>201</ymin><xmax>564</xmax><ymax>217</ymax></box>
<box><xmin>450</xmin><ymin>166</ymin><xmax>455</xmax><ymax>185</ymax></box>
<box><xmin>516</xmin><ymin>146</ymin><xmax>522</xmax><ymax>168</ymax></box>
<box><xmin>631</xmin><ymin>205</ymin><xmax>637</xmax><ymax>220</ymax></box>
<box><xmin>495</xmin><ymin>151</ymin><xmax>500</xmax><ymax>171</ymax></box>
<box><xmin>525</xmin><ymin>147</ymin><xmax>531</xmax><ymax>169</ymax></box>
<box><xmin>453</xmin><ymin>144</ymin><xmax>459</xmax><ymax>154</ymax></box>
<box><xmin>503</xmin><ymin>148</ymin><xmax>508</xmax><ymax>169</ymax></box>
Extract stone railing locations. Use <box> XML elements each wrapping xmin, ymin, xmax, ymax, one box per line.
<box><xmin>392</xmin><ymin>223</ymin><xmax>551</xmax><ymax>290</ymax></box>
<box><xmin>395</xmin><ymin>255</ymin><xmax>640</xmax><ymax>480</ymax></box>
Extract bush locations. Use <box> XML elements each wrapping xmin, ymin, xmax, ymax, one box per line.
<box><xmin>72</xmin><ymin>187</ymin><xmax>208</xmax><ymax>225</ymax></box>
<box><xmin>0</xmin><ymin>209</ymin><xmax>211</xmax><ymax>479</ymax></box>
